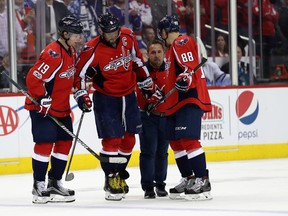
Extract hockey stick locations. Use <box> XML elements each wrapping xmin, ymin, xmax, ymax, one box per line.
<box><xmin>65</xmin><ymin>111</ymin><xmax>85</xmax><ymax>181</ymax></box>
<box><xmin>0</xmin><ymin>71</ymin><xmax>127</xmax><ymax>164</ymax></box>
<box><xmin>147</xmin><ymin>37</ymin><xmax>208</xmax><ymax>114</ymax></box>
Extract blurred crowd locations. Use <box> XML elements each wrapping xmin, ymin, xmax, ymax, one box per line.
<box><xmin>1</xmin><ymin>0</ymin><xmax>288</xmax><ymax>90</ymax></box>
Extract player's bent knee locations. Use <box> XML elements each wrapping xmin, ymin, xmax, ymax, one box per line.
<box><xmin>181</xmin><ymin>139</ymin><xmax>202</xmax><ymax>151</ymax></box>
<box><xmin>119</xmin><ymin>133</ymin><xmax>135</xmax><ymax>153</ymax></box>
<box><xmin>102</xmin><ymin>138</ymin><xmax>121</xmax><ymax>152</ymax></box>
<box><xmin>34</xmin><ymin>143</ymin><xmax>54</xmax><ymax>156</ymax></box>
<box><xmin>54</xmin><ymin>140</ymin><xmax>72</xmax><ymax>155</ymax></box>
<box><xmin>169</xmin><ymin>140</ymin><xmax>183</xmax><ymax>151</ymax></box>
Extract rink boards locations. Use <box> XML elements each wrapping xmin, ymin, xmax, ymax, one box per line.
<box><xmin>1</xmin><ymin>86</ymin><xmax>288</xmax><ymax>174</ymax></box>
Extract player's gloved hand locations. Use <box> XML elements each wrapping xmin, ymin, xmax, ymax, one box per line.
<box><xmin>86</xmin><ymin>67</ymin><xmax>97</xmax><ymax>79</ymax></box>
<box><xmin>146</xmin><ymin>88</ymin><xmax>164</xmax><ymax>113</ymax></box>
<box><xmin>137</xmin><ymin>77</ymin><xmax>154</xmax><ymax>92</ymax></box>
<box><xmin>37</xmin><ymin>94</ymin><xmax>52</xmax><ymax>116</ymax></box>
<box><xmin>74</xmin><ymin>90</ymin><xmax>92</xmax><ymax>112</ymax></box>
<box><xmin>175</xmin><ymin>72</ymin><xmax>192</xmax><ymax>92</ymax></box>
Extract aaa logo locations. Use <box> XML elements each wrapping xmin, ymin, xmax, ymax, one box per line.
<box><xmin>0</xmin><ymin>105</ymin><xmax>19</xmax><ymax>136</ymax></box>
<box><xmin>235</xmin><ymin>91</ymin><xmax>259</xmax><ymax>125</ymax></box>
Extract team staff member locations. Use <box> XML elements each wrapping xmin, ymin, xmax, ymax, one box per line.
<box><xmin>24</xmin><ymin>16</ymin><xmax>92</xmax><ymax>204</ymax></box>
<box><xmin>136</xmin><ymin>39</ymin><xmax>169</xmax><ymax>199</ymax></box>
<box><xmin>158</xmin><ymin>15</ymin><xmax>212</xmax><ymax>201</ymax></box>
<box><xmin>74</xmin><ymin>13</ymin><xmax>155</xmax><ymax>201</ymax></box>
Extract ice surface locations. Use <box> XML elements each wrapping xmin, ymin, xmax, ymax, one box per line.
<box><xmin>0</xmin><ymin>158</ymin><xmax>288</xmax><ymax>216</ymax></box>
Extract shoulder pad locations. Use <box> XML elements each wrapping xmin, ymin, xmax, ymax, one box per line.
<box><xmin>120</xmin><ymin>27</ymin><xmax>134</xmax><ymax>36</ymax></box>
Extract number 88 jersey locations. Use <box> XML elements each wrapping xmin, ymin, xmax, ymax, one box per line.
<box><xmin>164</xmin><ymin>35</ymin><xmax>212</xmax><ymax>116</ymax></box>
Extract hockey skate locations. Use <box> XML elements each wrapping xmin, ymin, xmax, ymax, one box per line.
<box><xmin>118</xmin><ymin>177</ymin><xmax>129</xmax><ymax>197</ymax></box>
<box><xmin>104</xmin><ymin>173</ymin><xmax>124</xmax><ymax>201</ymax></box>
<box><xmin>169</xmin><ymin>176</ymin><xmax>191</xmax><ymax>200</ymax></box>
<box><xmin>184</xmin><ymin>176</ymin><xmax>212</xmax><ymax>201</ymax></box>
<box><xmin>47</xmin><ymin>177</ymin><xmax>75</xmax><ymax>203</ymax></box>
<box><xmin>32</xmin><ymin>180</ymin><xmax>50</xmax><ymax>204</ymax></box>
<box><xmin>117</xmin><ymin>170</ymin><xmax>129</xmax><ymax>197</ymax></box>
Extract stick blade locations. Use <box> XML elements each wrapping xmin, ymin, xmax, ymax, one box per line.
<box><xmin>109</xmin><ymin>157</ymin><xmax>128</xmax><ymax>164</ymax></box>
<box><xmin>65</xmin><ymin>173</ymin><xmax>74</xmax><ymax>181</ymax></box>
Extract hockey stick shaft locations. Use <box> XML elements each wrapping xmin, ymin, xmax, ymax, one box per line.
<box><xmin>65</xmin><ymin>111</ymin><xmax>85</xmax><ymax>181</ymax></box>
<box><xmin>147</xmin><ymin>37</ymin><xmax>208</xmax><ymax>115</ymax></box>
<box><xmin>0</xmin><ymin>71</ymin><xmax>127</xmax><ymax>164</ymax></box>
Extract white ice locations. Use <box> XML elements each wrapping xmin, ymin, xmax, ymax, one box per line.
<box><xmin>0</xmin><ymin>158</ymin><xmax>288</xmax><ymax>216</ymax></box>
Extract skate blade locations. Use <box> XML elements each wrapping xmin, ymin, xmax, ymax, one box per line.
<box><xmin>184</xmin><ymin>191</ymin><xmax>213</xmax><ymax>201</ymax></box>
<box><xmin>169</xmin><ymin>193</ymin><xmax>185</xmax><ymax>200</ymax></box>
<box><xmin>32</xmin><ymin>195</ymin><xmax>49</xmax><ymax>204</ymax></box>
<box><xmin>49</xmin><ymin>194</ymin><xmax>75</xmax><ymax>203</ymax></box>
<box><xmin>105</xmin><ymin>192</ymin><xmax>123</xmax><ymax>201</ymax></box>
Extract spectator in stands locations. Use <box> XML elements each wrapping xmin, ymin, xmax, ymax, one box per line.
<box><xmin>215</xmin><ymin>33</ymin><xmax>228</xmax><ymax>57</ymax></box>
<box><xmin>173</xmin><ymin>0</ymin><xmax>186</xmax><ymax>34</ymax></box>
<box><xmin>215</xmin><ymin>0</ymin><xmax>228</xmax><ymax>31</ymax></box>
<box><xmin>23</xmin><ymin>0</ymin><xmax>36</xmax><ymax>8</ymax></box>
<box><xmin>0</xmin><ymin>0</ymin><xmax>26</xmax><ymax>60</ymax></box>
<box><xmin>174</xmin><ymin>0</ymin><xmax>210</xmax><ymax>42</ymax></box>
<box><xmin>0</xmin><ymin>53</ymin><xmax>9</xmax><ymax>89</ymax></box>
<box><xmin>15</xmin><ymin>0</ymin><xmax>36</xmax><ymax>60</ymax></box>
<box><xmin>108</xmin><ymin>0</ymin><xmax>141</xmax><ymax>33</ymax></box>
<box><xmin>237</xmin><ymin>0</ymin><xmax>251</xmax><ymax>37</ymax></box>
<box><xmin>129</xmin><ymin>0</ymin><xmax>152</xmax><ymax>26</ymax></box>
<box><xmin>149</xmin><ymin>0</ymin><xmax>177</xmax><ymax>28</ymax></box>
<box><xmin>139</xmin><ymin>48</ymin><xmax>148</xmax><ymax>62</ymax></box>
<box><xmin>203</xmin><ymin>61</ymin><xmax>231</xmax><ymax>86</ymax></box>
<box><xmin>67</xmin><ymin>0</ymin><xmax>98</xmax><ymax>42</ymax></box>
<box><xmin>214</xmin><ymin>1</ymin><xmax>251</xmax><ymax>37</ymax></box>
<box><xmin>221</xmin><ymin>45</ymin><xmax>252</xmax><ymax>86</ymax></box>
<box><xmin>138</xmin><ymin>24</ymin><xmax>155</xmax><ymax>49</ymax></box>
<box><xmin>45</xmin><ymin>0</ymin><xmax>73</xmax><ymax>44</ymax></box>
<box><xmin>274</xmin><ymin>0</ymin><xmax>288</xmax><ymax>54</ymax></box>
<box><xmin>253</xmin><ymin>0</ymin><xmax>279</xmax><ymax>79</ymax></box>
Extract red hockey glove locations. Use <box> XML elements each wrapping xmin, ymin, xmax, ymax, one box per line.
<box><xmin>74</xmin><ymin>90</ymin><xmax>92</xmax><ymax>112</ymax></box>
<box><xmin>37</xmin><ymin>94</ymin><xmax>52</xmax><ymax>116</ymax></box>
<box><xmin>175</xmin><ymin>72</ymin><xmax>192</xmax><ymax>92</ymax></box>
<box><xmin>146</xmin><ymin>88</ymin><xmax>164</xmax><ymax>112</ymax></box>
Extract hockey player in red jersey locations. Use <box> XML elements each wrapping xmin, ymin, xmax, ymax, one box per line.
<box><xmin>24</xmin><ymin>16</ymin><xmax>92</xmax><ymax>204</ymax></box>
<box><xmin>157</xmin><ymin>15</ymin><xmax>212</xmax><ymax>200</ymax></box>
<box><xmin>74</xmin><ymin>13</ymin><xmax>155</xmax><ymax>201</ymax></box>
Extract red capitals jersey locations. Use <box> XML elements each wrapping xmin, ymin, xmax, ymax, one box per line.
<box><xmin>74</xmin><ymin>28</ymin><xmax>149</xmax><ymax>97</ymax></box>
<box><xmin>24</xmin><ymin>41</ymin><xmax>77</xmax><ymax>117</ymax></box>
<box><xmin>136</xmin><ymin>61</ymin><xmax>166</xmax><ymax>113</ymax></box>
<box><xmin>165</xmin><ymin>35</ymin><xmax>211</xmax><ymax>116</ymax></box>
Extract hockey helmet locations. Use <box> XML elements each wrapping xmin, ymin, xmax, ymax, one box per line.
<box><xmin>98</xmin><ymin>13</ymin><xmax>120</xmax><ymax>33</ymax></box>
<box><xmin>157</xmin><ymin>15</ymin><xmax>180</xmax><ymax>34</ymax></box>
<box><xmin>58</xmin><ymin>15</ymin><xmax>83</xmax><ymax>35</ymax></box>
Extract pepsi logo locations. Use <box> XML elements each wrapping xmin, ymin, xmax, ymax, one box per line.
<box><xmin>236</xmin><ymin>91</ymin><xmax>259</xmax><ymax>125</ymax></box>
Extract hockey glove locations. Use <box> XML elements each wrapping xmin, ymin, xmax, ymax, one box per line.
<box><xmin>86</xmin><ymin>66</ymin><xmax>97</xmax><ymax>79</ymax></box>
<box><xmin>37</xmin><ymin>94</ymin><xmax>52</xmax><ymax>116</ymax></box>
<box><xmin>137</xmin><ymin>77</ymin><xmax>154</xmax><ymax>92</ymax></box>
<box><xmin>74</xmin><ymin>90</ymin><xmax>92</xmax><ymax>112</ymax></box>
<box><xmin>175</xmin><ymin>72</ymin><xmax>192</xmax><ymax>92</ymax></box>
<box><xmin>146</xmin><ymin>88</ymin><xmax>164</xmax><ymax>113</ymax></box>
